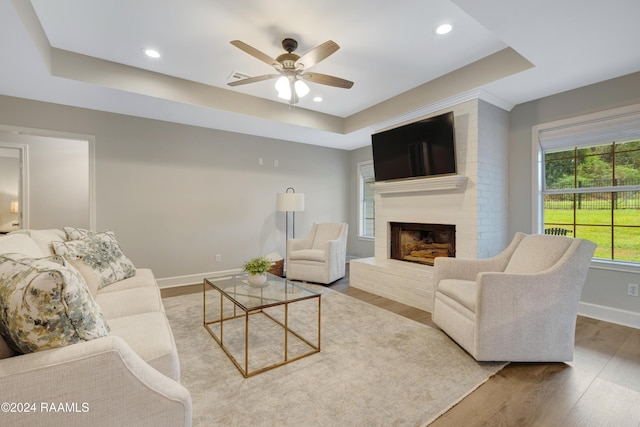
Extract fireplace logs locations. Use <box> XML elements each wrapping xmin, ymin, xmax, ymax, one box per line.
<box><xmin>390</xmin><ymin>223</ymin><xmax>455</xmax><ymax>266</ymax></box>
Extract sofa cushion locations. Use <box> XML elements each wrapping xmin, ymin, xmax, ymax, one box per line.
<box><xmin>95</xmin><ymin>286</ymin><xmax>163</xmax><ymax>320</ymax></box>
<box><xmin>437</xmin><ymin>279</ymin><xmax>478</xmax><ymax>313</ymax></box>
<box><xmin>96</xmin><ymin>268</ymin><xmax>157</xmax><ymax>293</ymax></box>
<box><xmin>0</xmin><ymin>255</ymin><xmax>110</xmax><ymax>354</ymax></box>
<box><xmin>0</xmin><ymin>233</ymin><xmax>44</xmax><ymax>258</ymax></box>
<box><xmin>505</xmin><ymin>235</ymin><xmax>574</xmax><ymax>274</ymax></box>
<box><xmin>9</xmin><ymin>229</ymin><xmax>67</xmax><ymax>256</ymax></box>
<box><xmin>52</xmin><ymin>230</ymin><xmax>136</xmax><ymax>292</ymax></box>
<box><xmin>289</xmin><ymin>249</ymin><xmax>326</xmax><ymax>262</ymax></box>
<box><xmin>108</xmin><ymin>311</ymin><xmax>180</xmax><ymax>381</ymax></box>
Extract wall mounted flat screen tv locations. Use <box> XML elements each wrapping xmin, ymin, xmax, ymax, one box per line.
<box><xmin>371</xmin><ymin>111</ymin><xmax>456</xmax><ymax>182</ymax></box>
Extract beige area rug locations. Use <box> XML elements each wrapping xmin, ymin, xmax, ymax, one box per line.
<box><xmin>163</xmin><ymin>284</ymin><xmax>506</xmax><ymax>426</ymax></box>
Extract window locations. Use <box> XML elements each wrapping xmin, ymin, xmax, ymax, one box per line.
<box><xmin>358</xmin><ymin>161</ymin><xmax>375</xmax><ymax>239</ymax></box>
<box><xmin>534</xmin><ymin>104</ymin><xmax>640</xmax><ymax>266</ymax></box>
<box><xmin>544</xmin><ymin>141</ymin><xmax>640</xmax><ymax>261</ymax></box>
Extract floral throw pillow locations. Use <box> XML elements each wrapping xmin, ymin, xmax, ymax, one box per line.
<box><xmin>63</xmin><ymin>227</ymin><xmax>96</xmax><ymax>241</ymax></box>
<box><xmin>52</xmin><ymin>231</ymin><xmax>136</xmax><ymax>291</ymax></box>
<box><xmin>0</xmin><ymin>255</ymin><xmax>110</xmax><ymax>354</ymax></box>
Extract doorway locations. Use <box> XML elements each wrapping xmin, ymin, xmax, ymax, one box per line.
<box><xmin>0</xmin><ymin>127</ymin><xmax>95</xmax><ymax>231</ymax></box>
<box><xmin>0</xmin><ymin>145</ymin><xmax>23</xmax><ymax>233</ymax></box>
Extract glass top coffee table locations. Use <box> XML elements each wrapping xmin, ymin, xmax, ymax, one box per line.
<box><xmin>203</xmin><ymin>272</ymin><xmax>321</xmax><ymax>377</ymax></box>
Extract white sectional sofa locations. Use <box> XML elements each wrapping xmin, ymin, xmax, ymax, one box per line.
<box><xmin>0</xmin><ymin>229</ymin><xmax>191</xmax><ymax>427</ymax></box>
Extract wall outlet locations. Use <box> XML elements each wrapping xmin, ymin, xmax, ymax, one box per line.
<box><xmin>215</xmin><ymin>254</ymin><xmax>221</xmax><ymax>262</ymax></box>
<box><xmin>629</xmin><ymin>283</ymin><xmax>639</xmax><ymax>297</ymax></box>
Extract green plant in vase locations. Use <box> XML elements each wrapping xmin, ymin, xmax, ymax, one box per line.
<box><xmin>242</xmin><ymin>256</ymin><xmax>272</xmax><ymax>286</ymax></box>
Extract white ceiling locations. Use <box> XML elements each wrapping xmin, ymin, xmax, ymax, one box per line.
<box><xmin>1</xmin><ymin>0</ymin><xmax>639</xmax><ymax>150</ymax></box>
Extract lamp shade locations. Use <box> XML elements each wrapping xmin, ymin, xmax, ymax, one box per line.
<box><xmin>9</xmin><ymin>200</ymin><xmax>19</xmax><ymax>214</ymax></box>
<box><xmin>277</xmin><ymin>192</ymin><xmax>305</xmax><ymax>212</ymax></box>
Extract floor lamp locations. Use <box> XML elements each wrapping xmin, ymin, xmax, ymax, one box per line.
<box><xmin>276</xmin><ymin>187</ymin><xmax>305</xmax><ymax>275</ymax></box>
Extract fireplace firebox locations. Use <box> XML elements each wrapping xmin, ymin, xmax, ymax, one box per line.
<box><xmin>390</xmin><ymin>222</ymin><xmax>455</xmax><ymax>266</ymax></box>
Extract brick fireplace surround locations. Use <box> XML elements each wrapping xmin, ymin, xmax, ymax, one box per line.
<box><xmin>350</xmin><ymin>99</ymin><xmax>509</xmax><ymax>312</ymax></box>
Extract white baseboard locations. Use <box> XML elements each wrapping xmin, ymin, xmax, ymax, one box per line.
<box><xmin>579</xmin><ymin>302</ymin><xmax>640</xmax><ymax>329</ymax></box>
<box><xmin>157</xmin><ymin>268</ymin><xmax>243</xmax><ymax>289</ymax></box>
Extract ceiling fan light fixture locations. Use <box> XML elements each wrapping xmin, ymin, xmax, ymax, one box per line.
<box><xmin>294</xmin><ymin>80</ymin><xmax>310</xmax><ymax>97</ymax></box>
<box><xmin>276</xmin><ymin>76</ymin><xmax>292</xmax><ymax>100</ymax></box>
<box><xmin>229</xmin><ymin>38</ymin><xmax>353</xmax><ymax>102</ymax></box>
<box><xmin>275</xmin><ymin>76</ymin><xmax>289</xmax><ymax>93</ymax></box>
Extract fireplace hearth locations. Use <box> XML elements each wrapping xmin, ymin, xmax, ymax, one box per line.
<box><xmin>390</xmin><ymin>222</ymin><xmax>455</xmax><ymax>266</ymax></box>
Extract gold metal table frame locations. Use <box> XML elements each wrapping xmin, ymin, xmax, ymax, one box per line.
<box><xmin>203</xmin><ymin>273</ymin><xmax>321</xmax><ymax>377</ymax></box>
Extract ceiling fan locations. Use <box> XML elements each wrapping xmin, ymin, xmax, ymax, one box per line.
<box><xmin>228</xmin><ymin>38</ymin><xmax>354</xmax><ymax>103</ymax></box>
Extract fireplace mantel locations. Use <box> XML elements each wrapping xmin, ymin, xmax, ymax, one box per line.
<box><xmin>374</xmin><ymin>175</ymin><xmax>468</xmax><ymax>196</ymax></box>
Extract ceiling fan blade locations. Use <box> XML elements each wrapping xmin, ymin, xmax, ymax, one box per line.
<box><xmin>295</xmin><ymin>40</ymin><xmax>339</xmax><ymax>69</ymax></box>
<box><xmin>303</xmin><ymin>72</ymin><xmax>354</xmax><ymax>89</ymax></box>
<box><xmin>230</xmin><ymin>40</ymin><xmax>278</xmax><ymax>67</ymax></box>
<box><xmin>227</xmin><ymin>74</ymin><xmax>279</xmax><ymax>87</ymax></box>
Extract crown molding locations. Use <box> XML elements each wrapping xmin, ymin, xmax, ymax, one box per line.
<box><xmin>371</xmin><ymin>89</ymin><xmax>514</xmax><ymax>134</ymax></box>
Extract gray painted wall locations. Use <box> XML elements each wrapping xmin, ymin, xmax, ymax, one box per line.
<box><xmin>28</xmin><ymin>136</ymin><xmax>89</xmax><ymax>229</ymax></box>
<box><xmin>0</xmin><ymin>95</ymin><xmax>350</xmax><ymax>281</ymax></box>
<box><xmin>509</xmin><ymin>71</ymin><xmax>640</xmax><ymax>319</ymax></box>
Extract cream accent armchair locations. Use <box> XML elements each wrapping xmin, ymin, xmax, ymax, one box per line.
<box><xmin>432</xmin><ymin>232</ymin><xmax>596</xmax><ymax>362</ymax></box>
<box><xmin>286</xmin><ymin>223</ymin><xmax>348</xmax><ymax>284</ymax></box>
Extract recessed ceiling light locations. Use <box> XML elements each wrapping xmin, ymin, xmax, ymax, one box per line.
<box><xmin>144</xmin><ymin>49</ymin><xmax>160</xmax><ymax>59</ymax></box>
<box><xmin>435</xmin><ymin>24</ymin><xmax>453</xmax><ymax>35</ymax></box>
<box><xmin>313</xmin><ymin>96</ymin><xmax>323</xmax><ymax>102</ymax></box>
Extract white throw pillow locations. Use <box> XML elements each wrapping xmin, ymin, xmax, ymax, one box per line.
<box><xmin>9</xmin><ymin>229</ymin><xmax>67</xmax><ymax>256</ymax></box>
<box><xmin>0</xmin><ymin>255</ymin><xmax>110</xmax><ymax>354</ymax></box>
<box><xmin>0</xmin><ymin>233</ymin><xmax>44</xmax><ymax>258</ymax></box>
<box><xmin>52</xmin><ymin>230</ymin><xmax>136</xmax><ymax>291</ymax></box>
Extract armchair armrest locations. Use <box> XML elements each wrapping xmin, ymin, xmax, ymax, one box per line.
<box><xmin>434</xmin><ymin>257</ymin><xmax>504</xmax><ymax>284</ymax></box>
<box><xmin>324</xmin><ymin>238</ymin><xmax>344</xmax><ymax>263</ymax></box>
<box><xmin>0</xmin><ymin>336</ymin><xmax>192</xmax><ymax>427</ymax></box>
<box><xmin>434</xmin><ymin>232</ymin><xmax>527</xmax><ymax>286</ymax></box>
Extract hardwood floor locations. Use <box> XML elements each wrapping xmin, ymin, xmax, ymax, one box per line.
<box><xmin>162</xmin><ymin>271</ymin><xmax>640</xmax><ymax>426</ymax></box>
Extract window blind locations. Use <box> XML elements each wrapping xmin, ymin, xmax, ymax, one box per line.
<box><xmin>539</xmin><ymin>110</ymin><xmax>640</xmax><ymax>152</ymax></box>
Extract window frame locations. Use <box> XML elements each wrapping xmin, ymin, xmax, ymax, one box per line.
<box><xmin>532</xmin><ymin>103</ymin><xmax>640</xmax><ymax>273</ymax></box>
<box><xmin>357</xmin><ymin>160</ymin><xmax>375</xmax><ymax>240</ymax></box>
